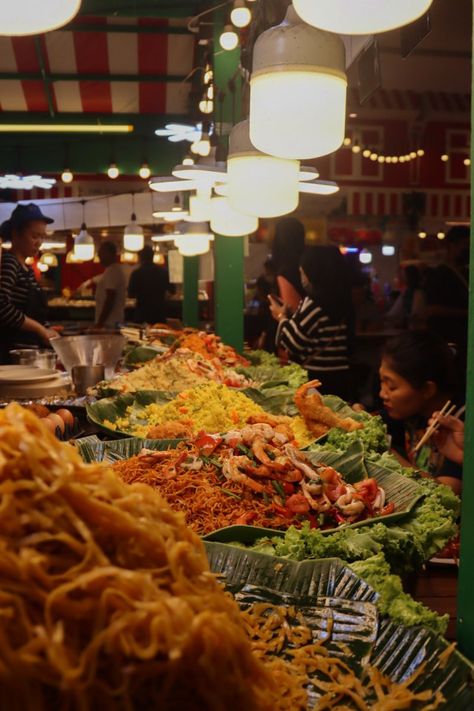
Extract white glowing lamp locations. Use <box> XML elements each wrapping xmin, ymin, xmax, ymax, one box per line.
<box><xmin>250</xmin><ymin>6</ymin><xmax>347</xmax><ymax>159</ymax></box>
<box><xmin>184</xmin><ymin>186</ymin><xmax>213</xmax><ymax>222</ymax></box>
<box><xmin>293</xmin><ymin>0</ymin><xmax>433</xmax><ymax>35</ymax></box>
<box><xmin>123</xmin><ymin>213</ymin><xmax>144</xmax><ymax>252</ymax></box>
<box><xmin>210</xmin><ymin>197</ymin><xmax>258</xmax><ymax>237</ymax></box>
<box><xmin>39</xmin><ymin>252</ymin><xmax>59</xmax><ymax>267</ymax></box>
<box><xmin>0</xmin><ymin>0</ymin><xmax>81</xmax><ymax>35</ymax></box>
<box><xmin>231</xmin><ymin>0</ymin><xmax>251</xmax><ymax>28</ymax></box>
<box><xmin>73</xmin><ymin>224</ymin><xmax>94</xmax><ymax>261</ymax></box>
<box><xmin>174</xmin><ymin>223</ymin><xmax>213</xmax><ymax>256</ymax></box>
<box><xmin>227</xmin><ymin>119</ymin><xmax>299</xmax><ymax>218</ymax></box>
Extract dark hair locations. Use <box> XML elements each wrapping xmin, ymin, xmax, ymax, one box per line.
<box><xmin>382</xmin><ymin>330</ymin><xmax>457</xmax><ymax>393</ymax></box>
<box><xmin>100</xmin><ymin>240</ymin><xmax>117</xmax><ymax>257</ymax></box>
<box><xmin>404</xmin><ymin>264</ymin><xmax>421</xmax><ymax>290</ymax></box>
<box><xmin>139</xmin><ymin>245</ymin><xmax>154</xmax><ymax>263</ymax></box>
<box><xmin>446</xmin><ymin>225</ymin><xmax>470</xmax><ymax>246</ymax></box>
<box><xmin>272</xmin><ymin>217</ymin><xmax>305</xmax><ymax>295</ymax></box>
<box><xmin>300</xmin><ymin>245</ymin><xmax>353</xmax><ymax>322</ymax></box>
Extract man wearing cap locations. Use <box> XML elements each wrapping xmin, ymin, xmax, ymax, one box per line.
<box><xmin>0</xmin><ymin>203</ymin><xmax>57</xmax><ymax>363</ymax></box>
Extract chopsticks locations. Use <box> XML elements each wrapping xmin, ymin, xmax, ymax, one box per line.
<box><xmin>414</xmin><ymin>400</ymin><xmax>459</xmax><ymax>453</ymax></box>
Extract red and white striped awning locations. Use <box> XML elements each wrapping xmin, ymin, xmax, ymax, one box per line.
<box><xmin>345</xmin><ymin>187</ymin><xmax>470</xmax><ymax>219</ymax></box>
<box><xmin>0</xmin><ymin>18</ymin><xmax>195</xmax><ymax>115</ymax></box>
<box><xmin>347</xmin><ymin>88</ymin><xmax>470</xmax><ymax>114</ymax></box>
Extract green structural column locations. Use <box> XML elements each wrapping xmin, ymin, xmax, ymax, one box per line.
<box><xmin>213</xmin><ymin>7</ymin><xmax>245</xmax><ymax>352</ymax></box>
<box><xmin>456</xmin><ymin>4</ymin><xmax>474</xmax><ymax>659</ymax></box>
<box><xmin>182</xmin><ymin>255</ymin><xmax>199</xmax><ymax>328</ymax></box>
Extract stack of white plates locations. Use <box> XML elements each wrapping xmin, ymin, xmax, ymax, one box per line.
<box><xmin>0</xmin><ymin>366</ymin><xmax>70</xmax><ymax>399</ymax></box>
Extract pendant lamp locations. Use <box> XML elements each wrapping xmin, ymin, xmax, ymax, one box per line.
<box><xmin>0</xmin><ymin>0</ymin><xmax>81</xmax><ymax>36</ymax></box>
<box><xmin>227</xmin><ymin>119</ymin><xmax>299</xmax><ymax>218</ymax></box>
<box><xmin>73</xmin><ymin>224</ymin><xmax>94</xmax><ymax>262</ymax></box>
<box><xmin>123</xmin><ymin>213</ymin><xmax>144</xmax><ymax>252</ymax></box>
<box><xmin>184</xmin><ymin>186</ymin><xmax>213</xmax><ymax>222</ymax></box>
<box><xmin>174</xmin><ymin>222</ymin><xmax>213</xmax><ymax>256</ymax></box>
<box><xmin>210</xmin><ymin>197</ymin><xmax>258</xmax><ymax>237</ymax></box>
<box><xmin>293</xmin><ymin>0</ymin><xmax>434</xmax><ymax>35</ymax></box>
<box><xmin>249</xmin><ymin>5</ymin><xmax>347</xmax><ymax>159</ymax></box>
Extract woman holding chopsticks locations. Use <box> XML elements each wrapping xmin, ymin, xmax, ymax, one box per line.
<box><xmin>379</xmin><ymin>330</ymin><xmax>463</xmax><ymax>494</ymax></box>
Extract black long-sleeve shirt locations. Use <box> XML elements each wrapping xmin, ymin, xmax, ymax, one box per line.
<box><xmin>276</xmin><ymin>296</ymin><xmax>349</xmax><ymax>374</ymax></box>
<box><xmin>0</xmin><ymin>252</ymin><xmax>37</xmax><ymax>329</ymax></box>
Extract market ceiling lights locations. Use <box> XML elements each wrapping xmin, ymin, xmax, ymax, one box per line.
<box><xmin>138</xmin><ymin>163</ymin><xmax>151</xmax><ymax>180</ymax></box>
<box><xmin>0</xmin><ymin>0</ymin><xmax>81</xmax><ymax>35</ymax></box>
<box><xmin>231</xmin><ymin>0</ymin><xmax>251</xmax><ymax>28</ymax></box>
<box><xmin>293</xmin><ymin>0</ymin><xmax>434</xmax><ymax>35</ymax></box>
<box><xmin>123</xmin><ymin>213</ymin><xmax>144</xmax><ymax>252</ymax></box>
<box><xmin>73</xmin><ymin>224</ymin><xmax>94</xmax><ymax>262</ymax></box>
<box><xmin>107</xmin><ymin>163</ymin><xmax>120</xmax><ymax>179</ymax></box>
<box><xmin>174</xmin><ymin>223</ymin><xmax>213</xmax><ymax>256</ymax></box>
<box><xmin>210</xmin><ymin>197</ymin><xmax>258</xmax><ymax>237</ymax></box>
<box><xmin>184</xmin><ymin>187</ymin><xmax>213</xmax><ymax>223</ymax></box>
<box><xmin>153</xmin><ymin>195</ymin><xmax>189</xmax><ymax>222</ymax></box>
<box><xmin>227</xmin><ymin>119</ymin><xmax>299</xmax><ymax>218</ymax></box>
<box><xmin>249</xmin><ymin>5</ymin><xmax>347</xmax><ymax>160</ymax></box>
<box><xmin>61</xmin><ymin>168</ymin><xmax>73</xmax><ymax>184</ymax></box>
<box><xmin>219</xmin><ymin>25</ymin><xmax>239</xmax><ymax>51</ymax></box>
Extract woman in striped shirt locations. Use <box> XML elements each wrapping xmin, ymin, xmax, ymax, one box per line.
<box><xmin>0</xmin><ymin>203</ymin><xmax>56</xmax><ymax>363</ymax></box>
<box><xmin>269</xmin><ymin>245</ymin><xmax>355</xmax><ymax>400</ymax></box>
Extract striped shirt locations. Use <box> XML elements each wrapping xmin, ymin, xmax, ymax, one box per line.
<box><xmin>276</xmin><ymin>296</ymin><xmax>349</xmax><ymax>373</ymax></box>
<box><xmin>0</xmin><ymin>252</ymin><xmax>38</xmax><ymax>329</ymax></box>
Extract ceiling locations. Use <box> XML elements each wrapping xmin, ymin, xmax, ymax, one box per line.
<box><xmin>0</xmin><ymin>0</ymin><xmax>471</xmax><ymax>179</ymax></box>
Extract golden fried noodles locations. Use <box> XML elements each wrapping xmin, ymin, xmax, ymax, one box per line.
<box><xmin>0</xmin><ymin>404</ymin><xmax>277</xmax><ymax>711</ymax></box>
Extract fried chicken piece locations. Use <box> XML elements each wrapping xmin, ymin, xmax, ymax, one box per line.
<box><xmin>146</xmin><ymin>421</ymin><xmax>193</xmax><ymax>439</ymax></box>
<box><xmin>294</xmin><ymin>380</ymin><xmax>364</xmax><ymax>436</ymax></box>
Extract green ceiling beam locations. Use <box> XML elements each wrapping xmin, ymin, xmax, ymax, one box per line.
<box><xmin>66</xmin><ymin>21</ymin><xmax>191</xmax><ymax>34</ymax></box>
<box><xmin>0</xmin><ymin>72</ymin><xmax>187</xmax><ymax>83</ymax></box>
<box><xmin>79</xmin><ymin>0</ymin><xmax>203</xmax><ymax>19</ymax></box>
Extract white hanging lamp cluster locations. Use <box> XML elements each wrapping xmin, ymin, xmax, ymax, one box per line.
<box><xmin>249</xmin><ymin>6</ymin><xmax>347</xmax><ymax>160</ymax></box>
<box><xmin>123</xmin><ymin>213</ymin><xmax>144</xmax><ymax>252</ymax></box>
<box><xmin>293</xmin><ymin>0</ymin><xmax>434</xmax><ymax>35</ymax></box>
<box><xmin>210</xmin><ymin>197</ymin><xmax>258</xmax><ymax>237</ymax></box>
<box><xmin>174</xmin><ymin>222</ymin><xmax>213</xmax><ymax>256</ymax></box>
<box><xmin>184</xmin><ymin>186</ymin><xmax>213</xmax><ymax>222</ymax></box>
<box><xmin>227</xmin><ymin>119</ymin><xmax>300</xmax><ymax>218</ymax></box>
<box><xmin>153</xmin><ymin>194</ymin><xmax>189</xmax><ymax>222</ymax></box>
<box><xmin>0</xmin><ymin>0</ymin><xmax>82</xmax><ymax>36</ymax></box>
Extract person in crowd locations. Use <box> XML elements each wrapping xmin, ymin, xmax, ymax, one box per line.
<box><xmin>379</xmin><ymin>330</ymin><xmax>462</xmax><ymax>493</ymax></box>
<box><xmin>271</xmin><ymin>217</ymin><xmax>306</xmax><ymax>314</ymax></box>
<box><xmin>269</xmin><ymin>245</ymin><xmax>354</xmax><ymax>400</ymax></box>
<box><xmin>128</xmin><ymin>245</ymin><xmax>170</xmax><ymax>324</ymax></box>
<box><xmin>94</xmin><ymin>241</ymin><xmax>126</xmax><ymax>329</ymax></box>
<box><xmin>0</xmin><ymin>203</ymin><xmax>57</xmax><ymax>363</ymax></box>
<box><xmin>426</xmin><ymin>225</ymin><xmax>469</xmax><ymax>353</ymax></box>
<box><xmin>386</xmin><ymin>265</ymin><xmax>427</xmax><ymax>330</ymax></box>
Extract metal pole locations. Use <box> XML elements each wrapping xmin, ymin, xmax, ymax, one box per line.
<box><xmin>456</xmin><ymin>1</ymin><xmax>474</xmax><ymax>659</ymax></box>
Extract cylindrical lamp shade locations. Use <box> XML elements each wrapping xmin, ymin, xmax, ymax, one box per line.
<box><xmin>174</xmin><ymin>221</ymin><xmax>213</xmax><ymax>256</ymax></box>
<box><xmin>184</xmin><ymin>187</ymin><xmax>212</xmax><ymax>222</ymax></box>
<box><xmin>227</xmin><ymin>120</ymin><xmax>299</xmax><ymax>218</ymax></box>
<box><xmin>250</xmin><ymin>6</ymin><xmax>347</xmax><ymax>159</ymax></box>
<box><xmin>0</xmin><ymin>0</ymin><xmax>81</xmax><ymax>35</ymax></box>
<box><xmin>123</xmin><ymin>214</ymin><xmax>144</xmax><ymax>252</ymax></box>
<box><xmin>293</xmin><ymin>0</ymin><xmax>434</xmax><ymax>35</ymax></box>
<box><xmin>73</xmin><ymin>225</ymin><xmax>94</xmax><ymax>262</ymax></box>
<box><xmin>210</xmin><ymin>197</ymin><xmax>258</xmax><ymax>236</ymax></box>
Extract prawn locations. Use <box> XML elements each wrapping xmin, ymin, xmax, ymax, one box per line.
<box><xmin>221</xmin><ymin>456</ymin><xmax>268</xmax><ymax>493</ymax></box>
<box><xmin>294</xmin><ymin>380</ymin><xmax>364</xmax><ymax>434</ymax></box>
<box><xmin>251</xmin><ymin>438</ymin><xmax>287</xmax><ymax>471</ymax></box>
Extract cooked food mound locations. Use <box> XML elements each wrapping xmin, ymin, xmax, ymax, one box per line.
<box><xmin>0</xmin><ymin>404</ymin><xmax>278</xmax><ymax>711</ymax></box>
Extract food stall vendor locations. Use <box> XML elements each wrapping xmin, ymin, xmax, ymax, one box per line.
<box><xmin>0</xmin><ymin>203</ymin><xmax>57</xmax><ymax>363</ymax></box>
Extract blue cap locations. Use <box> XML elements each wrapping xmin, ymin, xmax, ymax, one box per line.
<box><xmin>0</xmin><ymin>202</ymin><xmax>53</xmax><ymax>239</ymax></box>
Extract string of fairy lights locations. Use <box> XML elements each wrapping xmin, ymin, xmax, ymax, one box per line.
<box><xmin>342</xmin><ymin>136</ymin><xmax>471</xmax><ymax>166</ymax></box>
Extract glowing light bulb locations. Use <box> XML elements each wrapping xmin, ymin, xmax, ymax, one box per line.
<box><xmin>352</xmin><ymin>144</ymin><xmax>361</xmax><ymax>154</ymax></box>
<box><xmin>359</xmin><ymin>250</ymin><xmax>372</xmax><ymax>264</ymax></box>
<box><xmin>362</xmin><ymin>149</ymin><xmax>371</xmax><ymax>158</ymax></box>
<box><xmin>199</xmin><ymin>98</ymin><xmax>214</xmax><ymax>114</ymax></box>
<box><xmin>437</xmin><ymin>231</ymin><xmax>446</xmax><ymax>240</ymax></box>
<box><xmin>123</xmin><ymin>213</ymin><xmax>144</xmax><ymax>252</ymax></box>
<box><xmin>441</xmin><ymin>154</ymin><xmax>449</xmax><ymax>162</ymax></box>
<box><xmin>61</xmin><ymin>168</ymin><xmax>73</xmax><ymax>184</ymax></box>
<box><xmin>139</xmin><ymin>163</ymin><xmax>151</xmax><ymax>179</ymax></box>
<box><xmin>231</xmin><ymin>0</ymin><xmax>251</xmax><ymax>28</ymax></box>
<box><xmin>182</xmin><ymin>155</ymin><xmax>195</xmax><ymax>166</ymax></box>
<box><xmin>464</xmin><ymin>158</ymin><xmax>471</xmax><ymax>166</ymax></box>
<box><xmin>378</xmin><ymin>155</ymin><xmax>385</xmax><ymax>163</ymax></box>
<box><xmin>107</xmin><ymin>163</ymin><xmax>119</xmax><ymax>179</ymax></box>
<box><xmin>343</xmin><ymin>137</ymin><xmax>352</xmax><ymax>146</ymax></box>
<box><xmin>250</xmin><ymin>6</ymin><xmax>347</xmax><ymax>160</ymax></box>
<box><xmin>73</xmin><ymin>224</ymin><xmax>94</xmax><ymax>261</ymax></box>
<box><xmin>370</xmin><ymin>153</ymin><xmax>378</xmax><ymax>161</ymax></box>
<box><xmin>219</xmin><ymin>24</ymin><xmax>239</xmax><ymax>51</ymax></box>
<box><xmin>293</xmin><ymin>0</ymin><xmax>434</xmax><ymax>35</ymax></box>
<box><xmin>418</xmin><ymin>230</ymin><xmax>427</xmax><ymax>239</ymax></box>
<box><xmin>417</xmin><ymin>149</ymin><xmax>425</xmax><ymax>157</ymax></box>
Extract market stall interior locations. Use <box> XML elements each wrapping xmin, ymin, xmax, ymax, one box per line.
<box><xmin>0</xmin><ymin>0</ymin><xmax>474</xmax><ymax>705</ymax></box>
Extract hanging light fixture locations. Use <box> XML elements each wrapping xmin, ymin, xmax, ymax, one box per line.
<box><xmin>227</xmin><ymin>119</ymin><xmax>300</xmax><ymax>218</ymax></box>
<box><xmin>249</xmin><ymin>5</ymin><xmax>347</xmax><ymax>160</ymax></box>
<box><xmin>293</xmin><ymin>0</ymin><xmax>434</xmax><ymax>35</ymax></box>
<box><xmin>231</xmin><ymin>0</ymin><xmax>251</xmax><ymax>28</ymax></box>
<box><xmin>0</xmin><ymin>0</ymin><xmax>82</xmax><ymax>35</ymax></box>
<box><xmin>210</xmin><ymin>197</ymin><xmax>258</xmax><ymax>237</ymax></box>
<box><xmin>123</xmin><ymin>207</ymin><xmax>145</xmax><ymax>252</ymax></box>
<box><xmin>219</xmin><ymin>24</ymin><xmax>239</xmax><ymax>51</ymax></box>
<box><xmin>74</xmin><ymin>226</ymin><xmax>94</xmax><ymax>262</ymax></box>
<box><xmin>61</xmin><ymin>168</ymin><xmax>73</xmax><ymax>184</ymax></box>
<box><xmin>195</xmin><ymin>129</ymin><xmax>211</xmax><ymax>157</ymax></box>
<box><xmin>184</xmin><ymin>186</ymin><xmax>213</xmax><ymax>222</ymax></box>
<box><xmin>153</xmin><ymin>195</ymin><xmax>189</xmax><ymax>222</ymax></box>
<box><xmin>182</xmin><ymin>154</ymin><xmax>195</xmax><ymax>166</ymax></box>
<box><xmin>174</xmin><ymin>222</ymin><xmax>213</xmax><ymax>256</ymax></box>
<box><xmin>107</xmin><ymin>162</ymin><xmax>120</xmax><ymax>179</ymax></box>
<box><xmin>199</xmin><ymin>95</ymin><xmax>214</xmax><ymax>115</ymax></box>
<box><xmin>139</xmin><ymin>163</ymin><xmax>151</xmax><ymax>179</ymax></box>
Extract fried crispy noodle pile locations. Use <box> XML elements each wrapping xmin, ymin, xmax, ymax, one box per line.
<box><xmin>0</xmin><ymin>405</ymin><xmax>276</xmax><ymax>711</ymax></box>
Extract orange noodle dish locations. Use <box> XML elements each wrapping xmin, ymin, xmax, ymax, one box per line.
<box><xmin>171</xmin><ymin>330</ymin><xmax>250</xmax><ymax>367</ymax></box>
<box><xmin>113</xmin><ymin>421</ymin><xmax>393</xmax><ymax>534</ymax></box>
<box><xmin>0</xmin><ymin>405</ymin><xmax>448</xmax><ymax>710</ymax></box>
